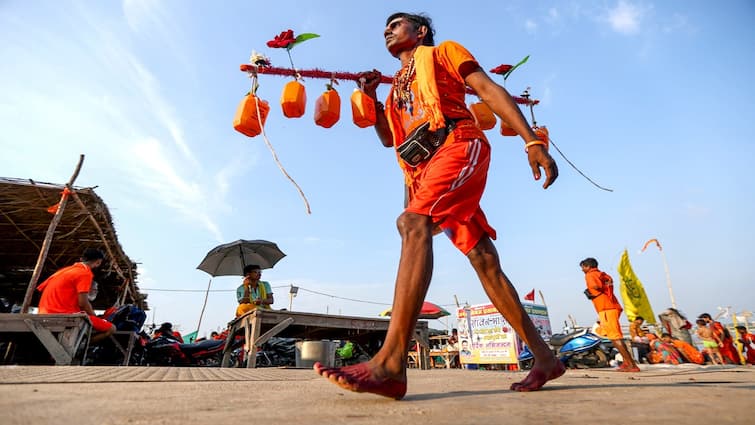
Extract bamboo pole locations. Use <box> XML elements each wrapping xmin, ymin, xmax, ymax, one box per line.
<box><xmin>195</xmin><ymin>278</ymin><xmax>213</xmax><ymax>338</ymax></box>
<box><xmin>658</xmin><ymin>248</ymin><xmax>677</xmax><ymax>309</ymax></box>
<box><xmin>68</xmin><ymin>190</ymin><xmax>126</xmax><ymax>279</ymax></box>
<box><xmin>21</xmin><ymin>154</ymin><xmax>85</xmax><ymax>313</ymax></box>
<box><xmin>67</xmin><ymin>188</ymin><xmax>140</xmax><ymax>306</ymax></box>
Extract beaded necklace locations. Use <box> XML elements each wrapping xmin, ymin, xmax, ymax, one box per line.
<box><xmin>392</xmin><ymin>55</ymin><xmax>416</xmax><ymax>115</ymax></box>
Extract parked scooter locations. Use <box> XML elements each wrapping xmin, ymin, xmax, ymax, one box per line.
<box><xmin>518</xmin><ymin>328</ymin><xmax>616</xmax><ymax>370</ymax></box>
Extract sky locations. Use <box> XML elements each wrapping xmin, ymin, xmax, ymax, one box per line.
<box><xmin>2</xmin><ymin>0</ymin><xmax>754</xmax><ymax>338</ymax></box>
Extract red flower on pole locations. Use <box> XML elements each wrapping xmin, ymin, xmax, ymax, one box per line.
<box><xmin>489</xmin><ymin>64</ymin><xmax>513</xmax><ymax>75</ymax></box>
<box><xmin>267</xmin><ymin>29</ymin><xmax>296</xmax><ymax>49</ymax></box>
<box><xmin>264</xmin><ymin>29</ymin><xmax>320</xmax><ymax>75</ymax></box>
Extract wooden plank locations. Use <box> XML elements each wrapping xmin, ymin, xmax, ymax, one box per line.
<box><xmin>254</xmin><ymin>317</ymin><xmax>294</xmax><ymax>347</ymax></box>
<box><xmin>0</xmin><ymin>313</ymin><xmax>90</xmax><ymax>333</ymax></box>
<box><xmin>108</xmin><ymin>332</ymin><xmax>137</xmax><ymax>366</ymax></box>
<box><xmin>1</xmin><ymin>314</ymin><xmax>91</xmax><ymax>365</ymax></box>
<box><xmin>23</xmin><ymin>319</ymin><xmax>72</xmax><ymax>365</ymax></box>
<box><xmin>220</xmin><ymin>331</ymin><xmax>235</xmax><ymax>368</ymax></box>
<box><xmin>245</xmin><ymin>313</ymin><xmax>262</xmax><ymax>369</ymax></box>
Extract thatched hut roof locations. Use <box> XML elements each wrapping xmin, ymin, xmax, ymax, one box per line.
<box><xmin>0</xmin><ymin>177</ymin><xmax>146</xmax><ymax>311</ymax></box>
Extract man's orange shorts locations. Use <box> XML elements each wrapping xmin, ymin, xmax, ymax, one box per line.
<box><xmin>405</xmin><ymin>136</ymin><xmax>496</xmax><ymax>254</ymax></box>
<box><xmin>89</xmin><ymin>314</ymin><xmax>114</xmax><ymax>332</ymax></box>
<box><xmin>597</xmin><ymin>309</ymin><xmax>624</xmax><ymax>340</ymax></box>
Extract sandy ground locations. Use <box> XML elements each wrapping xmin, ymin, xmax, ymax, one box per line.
<box><xmin>0</xmin><ymin>364</ymin><xmax>752</xmax><ymax>425</ymax></box>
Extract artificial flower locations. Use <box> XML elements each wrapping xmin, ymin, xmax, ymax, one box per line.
<box><xmin>265</xmin><ymin>29</ymin><xmax>320</xmax><ymax>74</ymax></box>
<box><xmin>249</xmin><ymin>50</ymin><xmax>271</xmax><ymax>67</ymax></box>
<box><xmin>267</xmin><ymin>29</ymin><xmax>296</xmax><ymax>49</ymax></box>
<box><xmin>489</xmin><ymin>64</ymin><xmax>513</xmax><ymax>75</ymax></box>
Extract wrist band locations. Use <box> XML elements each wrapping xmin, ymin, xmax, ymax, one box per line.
<box><xmin>524</xmin><ymin>140</ymin><xmax>547</xmax><ymax>153</ymax></box>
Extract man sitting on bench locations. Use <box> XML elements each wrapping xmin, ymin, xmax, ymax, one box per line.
<box><xmin>37</xmin><ymin>247</ymin><xmax>116</xmax><ymax>344</ymax></box>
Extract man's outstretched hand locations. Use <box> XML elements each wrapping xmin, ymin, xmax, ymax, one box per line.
<box><xmin>527</xmin><ymin>146</ymin><xmax>558</xmax><ymax>189</ymax></box>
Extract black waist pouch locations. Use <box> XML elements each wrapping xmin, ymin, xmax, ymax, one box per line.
<box><xmin>397</xmin><ymin>120</ymin><xmax>457</xmax><ymax>167</ymax></box>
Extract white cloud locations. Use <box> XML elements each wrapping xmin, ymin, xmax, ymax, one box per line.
<box><xmin>0</xmin><ymin>4</ymin><xmax>224</xmax><ymax>240</ymax></box>
<box><xmin>606</xmin><ymin>0</ymin><xmax>643</xmax><ymax>35</ymax></box>
<box><xmin>662</xmin><ymin>13</ymin><xmax>692</xmax><ymax>34</ymax></box>
<box><xmin>546</xmin><ymin>7</ymin><xmax>560</xmax><ymax>23</ymax></box>
<box><xmin>525</xmin><ymin>19</ymin><xmax>538</xmax><ymax>34</ymax></box>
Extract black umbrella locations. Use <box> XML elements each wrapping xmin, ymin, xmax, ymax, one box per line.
<box><xmin>196</xmin><ymin>239</ymin><xmax>286</xmax><ymax>277</ymax></box>
<box><xmin>194</xmin><ymin>239</ymin><xmax>286</xmax><ymax>338</ymax></box>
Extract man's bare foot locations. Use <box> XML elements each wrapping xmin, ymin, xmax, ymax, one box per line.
<box><xmin>616</xmin><ymin>364</ymin><xmax>640</xmax><ymax>372</ymax></box>
<box><xmin>510</xmin><ymin>359</ymin><xmax>565</xmax><ymax>392</ymax></box>
<box><xmin>314</xmin><ymin>361</ymin><xmax>407</xmax><ymax>400</ymax></box>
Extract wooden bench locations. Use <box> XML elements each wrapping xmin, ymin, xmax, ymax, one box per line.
<box><xmin>221</xmin><ymin>310</ymin><xmax>430</xmax><ymax>369</ymax></box>
<box><xmin>0</xmin><ymin>313</ymin><xmax>92</xmax><ymax>365</ymax></box>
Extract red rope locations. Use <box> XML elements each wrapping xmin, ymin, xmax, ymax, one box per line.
<box><xmin>239</xmin><ymin>64</ymin><xmax>535</xmax><ymax>105</ymax></box>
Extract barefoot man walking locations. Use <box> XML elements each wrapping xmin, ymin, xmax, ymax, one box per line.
<box><xmin>315</xmin><ymin>12</ymin><xmax>564</xmax><ymax>399</ymax></box>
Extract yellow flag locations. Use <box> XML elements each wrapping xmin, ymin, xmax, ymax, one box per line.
<box><xmin>617</xmin><ymin>249</ymin><xmax>656</xmax><ymax>324</ymax></box>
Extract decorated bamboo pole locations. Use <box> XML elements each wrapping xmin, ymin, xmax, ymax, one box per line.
<box><xmin>21</xmin><ymin>154</ymin><xmax>85</xmax><ymax>313</ymax></box>
<box><xmin>239</xmin><ymin>64</ymin><xmax>536</xmax><ymax>106</ymax></box>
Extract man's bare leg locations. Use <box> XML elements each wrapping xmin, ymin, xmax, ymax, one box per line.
<box><xmin>315</xmin><ymin>212</ymin><xmax>434</xmax><ymax>399</ymax></box>
<box><xmin>614</xmin><ymin>339</ymin><xmax>640</xmax><ymax>372</ymax></box>
<box><xmin>466</xmin><ymin>237</ymin><xmax>564</xmax><ymax>391</ymax></box>
<box><xmin>89</xmin><ymin>326</ymin><xmax>115</xmax><ymax>345</ymax></box>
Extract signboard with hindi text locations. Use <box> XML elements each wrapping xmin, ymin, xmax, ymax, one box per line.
<box><xmin>457</xmin><ymin>302</ymin><xmax>552</xmax><ymax>365</ymax></box>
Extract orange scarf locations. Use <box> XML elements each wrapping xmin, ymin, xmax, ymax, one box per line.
<box><xmin>385</xmin><ymin>45</ymin><xmax>446</xmax><ymax>146</ymax></box>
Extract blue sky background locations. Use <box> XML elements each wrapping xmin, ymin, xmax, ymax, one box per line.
<box><xmin>2</xmin><ymin>1</ymin><xmax>753</xmax><ymax>337</ymax></box>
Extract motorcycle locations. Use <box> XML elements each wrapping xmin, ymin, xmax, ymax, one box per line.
<box><xmin>518</xmin><ymin>328</ymin><xmax>616</xmax><ymax>370</ymax></box>
<box><xmin>227</xmin><ymin>337</ymin><xmax>297</xmax><ymax>368</ymax></box>
<box><xmin>254</xmin><ymin>337</ymin><xmax>297</xmax><ymax>368</ymax></box>
<box><xmin>142</xmin><ymin>333</ymin><xmax>233</xmax><ymax>367</ymax></box>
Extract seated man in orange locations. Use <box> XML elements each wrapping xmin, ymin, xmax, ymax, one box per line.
<box><xmin>735</xmin><ymin>325</ymin><xmax>755</xmax><ymax>365</ymax></box>
<box><xmin>37</xmin><ymin>247</ymin><xmax>116</xmax><ymax>344</ymax></box>
<box><xmin>629</xmin><ymin>316</ymin><xmax>650</xmax><ymax>343</ymax></box>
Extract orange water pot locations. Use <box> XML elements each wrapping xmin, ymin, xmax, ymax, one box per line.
<box><xmin>469</xmin><ymin>101</ymin><xmax>496</xmax><ymax>130</ymax></box>
<box><xmin>233</xmin><ymin>94</ymin><xmax>270</xmax><ymax>137</ymax></box>
<box><xmin>500</xmin><ymin>119</ymin><xmax>517</xmax><ymax>136</ymax></box>
<box><xmin>351</xmin><ymin>89</ymin><xmax>376</xmax><ymax>128</ymax></box>
<box><xmin>314</xmin><ymin>88</ymin><xmax>341</xmax><ymax>128</ymax></box>
<box><xmin>280</xmin><ymin>80</ymin><xmax>307</xmax><ymax>118</ymax></box>
<box><xmin>533</xmin><ymin>125</ymin><xmax>550</xmax><ymax>149</ymax></box>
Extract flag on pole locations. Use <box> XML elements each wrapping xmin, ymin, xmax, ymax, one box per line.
<box><xmin>524</xmin><ymin>289</ymin><xmax>535</xmax><ymax>301</ymax></box>
<box><xmin>617</xmin><ymin>249</ymin><xmax>656</xmax><ymax>324</ymax></box>
<box><xmin>641</xmin><ymin>238</ymin><xmax>662</xmax><ymax>252</ymax></box>
<box><xmin>183</xmin><ymin>331</ymin><xmax>198</xmax><ymax>343</ymax></box>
